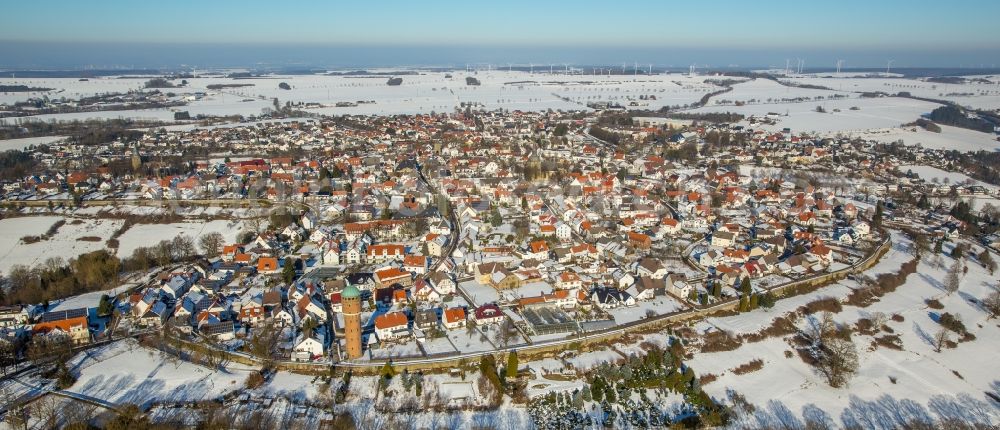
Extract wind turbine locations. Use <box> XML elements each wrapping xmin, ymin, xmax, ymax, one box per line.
<box><xmin>785</xmin><ymin>59</ymin><xmax>790</xmax><ymax>74</ymax></box>
<box><xmin>836</xmin><ymin>60</ymin><xmax>844</xmax><ymax>74</ymax></box>
<box><xmin>886</xmin><ymin>60</ymin><xmax>895</xmax><ymax>75</ymax></box>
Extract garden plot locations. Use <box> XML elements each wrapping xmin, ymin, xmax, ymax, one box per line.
<box><xmin>419</xmin><ymin>336</ymin><xmax>459</xmax><ymax>355</ymax></box>
<box><xmin>458</xmin><ymin>279</ymin><xmax>500</xmax><ymax>306</ymax></box>
<box><xmin>47</xmin><ymin>284</ymin><xmax>131</xmax><ymax>313</ymax></box>
<box><xmin>65</xmin><ymin>339</ymin><xmax>255</xmax><ymax>409</ymax></box>
<box><xmin>606</xmin><ymin>295</ymin><xmax>686</xmax><ymax>324</ymax></box>
<box><xmin>0</xmin><ymin>215</ymin><xmax>122</xmax><ymax>273</ymax></box>
<box><xmin>369</xmin><ymin>342</ymin><xmax>423</xmax><ymax>360</ymax></box>
<box><xmin>115</xmin><ymin>219</ymin><xmax>245</xmax><ymax>257</ymax></box>
<box><xmin>446</xmin><ymin>327</ymin><xmax>499</xmax><ymax>353</ymax></box>
<box><xmin>257</xmin><ymin>371</ymin><xmax>325</xmax><ymax>403</ymax></box>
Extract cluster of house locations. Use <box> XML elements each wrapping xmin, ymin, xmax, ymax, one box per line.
<box><xmin>0</xmin><ymin>305</ymin><xmax>92</xmax><ymax>347</ymax></box>
<box><xmin>1</xmin><ymin>104</ymin><xmax>953</xmax><ymax>363</ymax></box>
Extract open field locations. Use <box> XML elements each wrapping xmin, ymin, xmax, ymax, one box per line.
<box><xmin>0</xmin><ymin>215</ymin><xmax>123</xmax><ymax>274</ymax></box>
<box><xmin>65</xmin><ymin>339</ymin><xmax>256</xmax><ymax>409</ymax></box>
<box><xmin>688</xmin><ymin>235</ymin><xmax>1000</xmax><ymax>428</ymax></box>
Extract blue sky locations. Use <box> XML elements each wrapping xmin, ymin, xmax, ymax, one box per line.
<box><xmin>2</xmin><ymin>0</ymin><xmax>999</xmax><ymax>68</ymax></box>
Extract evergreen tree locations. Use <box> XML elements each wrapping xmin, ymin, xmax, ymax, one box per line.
<box><xmin>758</xmin><ymin>292</ymin><xmax>777</xmax><ymax>309</ymax></box>
<box><xmin>380</xmin><ymin>361</ymin><xmax>396</xmax><ymax>379</ymax></box>
<box><xmin>604</xmin><ymin>384</ymin><xmax>617</xmax><ymax>403</ymax></box>
<box><xmin>506</xmin><ymin>350</ymin><xmax>519</xmax><ymax>379</ymax></box>
<box><xmin>282</xmin><ymin>258</ymin><xmax>298</xmax><ymax>284</ymax></box>
<box><xmin>590</xmin><ymin>378</ymin><xmax>604</xmax><ymax>402</ymax></box>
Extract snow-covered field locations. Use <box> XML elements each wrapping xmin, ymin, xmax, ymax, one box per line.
<box><xmin>0</xmin><ymin>72</ymin><xmax>736</xmax><ymax>121</ymax></box>
<box><xmin>899</xmin><ymin>164</ymin><xmax>998</xmax><ymax>191</ymax></box>
<box><xmin>693</xmin><ymin>96</ymin><xmax>938</xmax><ymax>134</ymax></box>
<box><xmin>65</xmin><ymin>339</ymin><xmax>255</xmax><ymax>408</ymax></box>
<box><xmin>688</xmin><ymin>233</ymin><xmax>1000</xmax><ymax>429</ymax></box>
<box><xmin>855</xmin><ymin>125</ymin><xmax>1000</xmax><ymax>152</ymax></box>
<box><xmin>784</xmin><ymin>75</ymin><xmax>1000</xmax><ymax>110</ymax></box>
<box><xmin>710</xmin><ymin>78</ymin><xmax>846</xmax><ymax>106</ymax></box>
<box><xmin>0</xmin><ymin>215</ymin><xmax>122</xmax><ymax>274</ymax></box>
<box><xmin>0</xmin><ymin>135</ymin><xmax>68</xmax><ymax>151</ymax></box>
<box><xmin>115</xmin><ymin>219</ymin><xmax>245</xmax><ymax>257</ymax></box>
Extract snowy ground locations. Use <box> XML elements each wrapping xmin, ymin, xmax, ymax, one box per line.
<box><xmin>115</xmin><ymin>219</ymin><xmax>246</xmax><ymax>257</ymax></box>
<box><xmin>783</xmin><ymin>75</ymin><xmax>1000</xmax><ymax>111</ymax></box>
<box><xmin>682</xmin><ymin>76</ymin><xmax>1000</xmax><ymax>152</ymax></box>
<box><xmin>0</xmin><ymin>135</ymin><xmax>68</xmax><ymax>151</ymax></box>
<box><xmin>688</xmin><ymin>233</ymin><xmax>1000</xmax><ymax>429</ymax></box>
<box><xmin>899</xmin><ymin>164</ymin><xmax>999</xmax><ymax>191</ymax></box>
<box><xmin>710</xmin><ymin>78</ymin><xmax>847</xmax><ymax>106</ymax></box>
<box><xmin>0</xmin><ymin>215</ymin><xmax>123</xmax><ymax>273</ymax></box>
<box><xmin>845</xmin><ymin>124</ymin><xmax>1000</xmax><ymax>152</ymax></box>
<box><xmin>0</xmin><ymin>72</ymin><xmax>734</xmax><ymax>121</ymax></box>
<box><xmin>606</xmin><ymin>295</ymin><xmax>686</xmax><ymax>324</ymax></box>
<box><xmin>693</xmin><ymin>96</ymin><xmax>939</xmax><ymax>134</ymax></box>
<box><xmin>47</xmin><ymin>284</ymin><xmax>131</xmax><ymax>313</ymax></box>
<box><xmin>65</xmin><ymin>339</ymin><xmax>256</xmax><ymax>409</ymax></box>
<box><xmin>458</xmin><ymin>279</ymin><xmax>500</xmax><ymax>306</ymax></box>
<box><xmin>257</xmin><ymin>371</ymin><xmax>323</xmax><ymax>403</ymax></box>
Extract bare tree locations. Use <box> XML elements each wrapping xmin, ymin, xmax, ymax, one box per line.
<box><xmin>466</xmin><ymin>319</ymin><xmax>477</xmax><ymax>339</ymax></box>
<box><xmin>245</xmin><ymin>207</ymin><xmax>269</xmax><ymax>235</ymax></box>
<box><xmin>171</xmin><ymin>234</ymin><xmax>196</xmax><ymax>260</ymax></box>
<box><xmin>933</xmin><ymin>328</ymin><xmax>950</xmax><ymax>353</ymax></box>
<box><xmin>983</xmin><ymin>290</ymin><xmax>1000</xmax><ymax>319</ymax></box>
<box><xmin>944</xmin><ymin>259</ymin><xmax>963</xmax><ymax>295</ymax></box>
<box><xmin>803</xmin><ymin>312</ymin><xmax>858</xmax><ymax>388</ymax></box>
<box><xmin>198</xmin><ymin>232</ymin><xmax>225</xmax><ymax>258</ymax></box>
<box><xmin>495</xmin><ymin>319</ymin><xmax>516</xmax><ymax>348</ymax></box>
<box><xmin>816</xmin><ymin>336</ymin><xmax>858</xmax><ymax>388</ymax></box>
<box><xmin>0</xmin><ymin>340</ymin><xmax>16</xmax><ymax>376</ymax></box>
<box><xmin>870</xmin><ymin>311</ymin><xmax>888</xmax><ymax>330</ymax></box>
<box><xmin>806</xmin><ymin>312</ymin><xmax>837</xmax><ymax>345</ymax></box>
<box><xmin>1</xmin><ymin>386</ymin><xmax>29</xmax><ymax>430</ymax></box>
<box><xmin>248</xmin><ymin>321</ymin><xmax>282</xmax><ymax>368</ymax></box>
<box><xmin>32</xmin><ymin>395</ymin><xmax>61</xmax><ymax>429</ymax></box>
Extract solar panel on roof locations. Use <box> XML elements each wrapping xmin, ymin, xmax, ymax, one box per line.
<box><xmin>40</xmin><ymin>308</ymin><xmax>87</xmax><ymax>322</ymax></box>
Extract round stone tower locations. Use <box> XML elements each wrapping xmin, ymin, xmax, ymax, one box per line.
<box><xmin>341</xmin><ymin>285</ymin><xmax>363</xmax><ymax>360</ymax></box>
